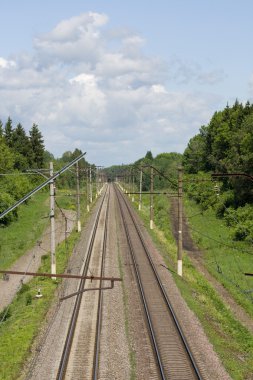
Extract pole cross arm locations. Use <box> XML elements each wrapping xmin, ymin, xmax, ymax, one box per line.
<box><xmin>0</xmin><ymin>152</ymin><xmax>86</xmax><ymax>220</ymax></box>
<box><xmin>0</xmin><ymin>270</ymin><xmax>122</xmax><ymax>282</ymax></box>
<box><xmin>127</xmin><ymin>191</ymin><xmax>178</xmax><ymax>196</ymax></box>
<box><xmin>211</xmin><ymin>173</ymin><xmax>253</xmax><ymax>182</ymax></box>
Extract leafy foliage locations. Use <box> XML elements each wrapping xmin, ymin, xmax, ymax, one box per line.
<box><xmin>29</xmin><ymin>124</ymin><xmax>45</xmax><ymax>168</ymax></box>
<box><xmin>183</xmin><ymin>101</ymin><xmax>253</xmax><ymax>240</ymax></box>
<box><xmin>105</xmin><ymin>151</ymin><xmax>182</xmax><ymax>192</ymax></box>
<box><xmin>0</xmin><ymin>118</ymin><xmax>47</xmax><ymax>224</ymax></box>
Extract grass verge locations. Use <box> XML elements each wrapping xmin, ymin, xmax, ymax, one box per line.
<box><xmin>183</xmin><ymin>197</ymin><xmax>253</xmax><ymax>318</ymax></box>
<box><xmin>0</xmin><ymin>190</ymin><xmax>99</xmax><ymax>380</ymax></box>
<box><xmin>0</xmin><ymin>192</ymin><xmax>49</xmax><ymax>270</ymax></box>
<box><xmin>131</xmin><ymin>193</ymin><xmax>253</xmax><ymax>380</ymax></box>
<box><xmin>0</xmin><ymin>229</ymin><xmax>79</xmax><ymax>380</ymax></box>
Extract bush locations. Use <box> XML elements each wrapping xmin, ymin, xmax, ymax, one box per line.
<box><xmin>0</xmin><ymin>192</ymin><xmax>17</xmax><ymax>225</ymax></box>
<box><xmin>224</xmin><ymin>204</ymin><xmax>253</xmax><ymax>241</ymax></box>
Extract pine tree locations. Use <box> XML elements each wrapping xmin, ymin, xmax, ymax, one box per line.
<box><xmin>29</xmin><ymin>124</ymin><xmax>45</xmax><ymax>168</ymax></box>
<box><xmin>4</xmin><ymin>117</ymin><xmax>13</xmax><ymax>147</ymax></box>
<box><xmin>11</xmin><ymin>123</ymin><xmax>32</xmax><ymax>170</ymax></box>
<box><xmin>12</xmin><ymin>123</ymin><xmax>30</xmax><ymax>154</ymax></box>
<box><xmin>145</xmin><ymin>150</ymin><xmax>153</xmax><ymax>160</ymax></box>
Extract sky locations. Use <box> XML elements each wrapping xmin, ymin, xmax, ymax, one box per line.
<box><xmin>0</xmin><ymin>0</ymin><xmax>253</xmax><ymax>166</ymax></box>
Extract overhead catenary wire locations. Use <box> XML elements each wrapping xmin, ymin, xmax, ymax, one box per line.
<box><xmin>182</xmin><ymin>177</ymin><xmax>253</xmax><ymax>298</ymax></box>
<box><xmin>150</xmin><ymin>172</ymin><xmax>253</xmax><ymax>300</ymax></box>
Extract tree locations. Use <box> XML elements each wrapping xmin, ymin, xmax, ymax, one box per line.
<box><xmin>29</xmin><ymin>124</ymin><xmax>45</xmax><ymax>168</ymax></box>
<box><xmin>4</xmin><ymin>117</ymin><xmax>13</xmax><ymax>147</ymax></box>
<box><xmin>145</xmin><ymin>150</ymin><xmax>153</xmax><ymax>160</ymax></box>
<box><xmin>11</xmin><ymin>123</ymin><xmax>31</xmax><ymax>170</ymax></box>
<box><xmin>0</xmin><ymin>137</ymin><xmax>15</xmax><ymax>172</ymax></box>
<box><xmin>183</xmin><ymin>134</ymin><xmax>207</xmax><ymax>173</ymax></box>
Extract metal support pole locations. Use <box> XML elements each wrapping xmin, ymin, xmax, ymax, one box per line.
<box><xmin>50</xmin><ymin>162</ymin><xmax>56</xmax><ymax>278</ymax></box>
<box><xmin>139</xmin><ymin>167</ymin><xmax>143</xmax><ymax>211</ymax></box>
<box><xmin>86</xmin><ymin>168</ymin><xmax>90</xmax><ymax>212</ymax></box>
<box><xmin>132</xmin><ymin>171</ymin><xmax>135</xmax><ymax>202</ymax></box>
<box><xmin>150</xmin><ymin>166</ymin><xmax>154</xmax><ymax>229</ymax></box>
<box><xmin>0</xmin><ymin>152</ymin><xmax>86</xmax><ymax>220</ymax></box>
<box><xmin>89</xmin><ymin>166</ymin><xmax>93</xmax><ymax>204</ymax></box>
<box><xmin>65</xmin><ymin>216</ymin><xmax>69</xmax><ymax>252</ymax></box>
<box><xmin>76</xmin><ymin>162</ymin><xmax>81</xmax><ymax>232</ymax></box>
<box><xmin>96</xmin><ymin>168</ymin><xmax>98</xmax><ymax>198</ymax></box>
<box><xmin>177</xmin><ymin>166</ymin><xmax>183</xmax><ymax>276</ymax></box>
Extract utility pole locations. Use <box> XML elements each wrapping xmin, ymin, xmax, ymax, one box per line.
<box><xmin>123</xmin><ymin>174</ymin><xmax>127</xmax><ymax>194</ymax></box>
<box><xmin>89</xmin><ymin>166</ymin><xmax>93</xmax><ymax>204</ymax></box>
<box><xmin>86</xmin><ymin>168</ymin><xmax>90</xmax><ymax>212</ymax></box>
<box><xmin>50</xmin><ymin>162</ymin><xmax>56</xmax><ymax>278</ymax></box>
<box><xmin>150</xmin><ymin>166</ymin><xmax>154</xmax><ymax>229</ymax></box>
<box><xmin>132</xmin><ymin>170</ymin><xmax>135</xmax><ymax>202</ymax></box>
<box><xmin>139</xmin><ymin>167</ymin><xmax>143</xmax><ymax>211</ymax></box>
<box><xmin>0</xmin><ymin>152</ymin><xmax>86</xmax><ymax>220</ymax></box>
<box><xmin>177</xmin><ymin>166</ymin><xmax>183</xmax><ymax>276</ymax></box>
<box><xmin>127</xmin><ymin>173</ymin><xmax>130</xmax><ymax>196</ymax></box>
<box><xmin>76</xmin><ymin>162</ymin><xmax>81</xmax><ymax>232</ymax></box>
<box><xmin>96</xmin><ymin>167</ymin><xmax>98</xmax><ymax>198</ymax></box>
<box><xmin>0</xmin><ymin>152</ymin><xmax>86</xmax><ymax>281</ymax></box>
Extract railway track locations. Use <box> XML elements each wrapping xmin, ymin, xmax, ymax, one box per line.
<box><xmin>56</xmin><ymin>185</ymin><xmax>110</xmax><ymax>380</ymax></box>
<box><xmin>114</xmin><ymin>183</ymin><xmax>203</xmax><ymax>380</ymax></box>
<box><xmin>25</xmin><ymin>183</ymin><xmax>229</xmax><ymax>380</ymax></box>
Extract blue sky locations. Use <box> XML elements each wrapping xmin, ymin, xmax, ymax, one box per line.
<box><xmin>0</xmin><ymin>0</ymin><xmax>253</xmax><ymax>165</ymax></box>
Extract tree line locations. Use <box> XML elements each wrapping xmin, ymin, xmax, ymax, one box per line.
<box><xmin>106</xmin><ymin>100</ymin><xmax>253</xmax><ymax>242</ymax></box>
<box><xmin>183</xmin><ymin>100</ymin><xmax>253</xmax><ymax>241</ymax></box>
<box><xmin>104</xmin><ymin>150</ymin><xmax>182</xmax><ymax>192</ymax></box>
<box><xmin>1</xmin><ymin>117</ymin><xmax>45</xmax><ymax>171</ymax></box>
<box><xmin>0</xmin><ymin>117</ymin><xmax>88</xmax><ymax>225</ymax></box>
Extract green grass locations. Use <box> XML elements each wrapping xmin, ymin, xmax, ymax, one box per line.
<box><xmin>131</xmin><ymin>192</ymin><xmax>253</xmax><ymax>380</ymax></box>
<box><xmin>0</xmin><ymin>192</ymin><xmax>49</xmax><ymax>270</ymax></box>
<box><xmin>0</xmin><ymin>230</ymin><xmax>79</xmax><ymax>380</ymax></box>
<box><xmin>56</xmin><ymin>186</ymin><xmax>96</xmax><ymax>215</ymax></box>
<box><xmin>55</xmin><ymin>190</ymin><xmax>76</xmax><ymax>210</ymax></box>
<box><xmin>174</xmin><ymin>257</ymin><xmax>253</xmax><ymax>379</ymax></box>
<box><xmin>183</xmin><ymin>197</ymin><xmax>253</xmax><ymax>318</ymax></box>
<box><xmin>0</xmin><ymin>187</ymin><xmax>100</xmax><ymax>380</ymax></box>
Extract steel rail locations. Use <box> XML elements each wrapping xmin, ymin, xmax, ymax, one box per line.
<box><xmin>92</xmin><ymin>187</ymin><xmax>110</xmax><ymax>380</ymax></box>
<box><xmin>56</xmin><ymin>186</ymin><xmax>108</xmax><ymax>380</ymax></box>
<box><xmin>115</xmin><ymin>184</ymin><xmax>202</xmax><ymax>380</ymax></box>
<box><xmin>114</xmin><ymin>185</ymin><xmax>166</xmax><ymax>380</ymax></box>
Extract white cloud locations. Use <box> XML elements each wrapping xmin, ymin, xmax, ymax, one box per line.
<box><xmin>0</xmin><ymin>12</ymin><xmax>223</xmax><ymax>166</ymax></box>
<box><xmin>151</xmin><ymin>84</ymin><xmax>167</xmax><ymax>94</ymax></box>
<box><xmin>0</xmin><ymin>57</ymin><xmax>16</xmax><ymax>69</ymax></box>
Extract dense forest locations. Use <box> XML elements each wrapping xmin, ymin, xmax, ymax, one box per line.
<box><xmin>1</xmin><ymin>100</ymin><xmax>252</xmax><ymax>239</ymax></box>
<box><xmin>0</xmin><ymin>117</ymin><xmax>88</xmax><ymax>225</ymax></box>
<box><xmin>183</xmin><ymin>100</ymin><xmax>253</xmax><ymax>241</ymax></box>
<box><xmin>106</xmin><ymin>100</ymin><xmax>253</xmax><ymax>242</ymax></box>
<box><xmin>105</xmin><ymin>150</ymin><xmax>181</xmax><ymax>191</ymax></box>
